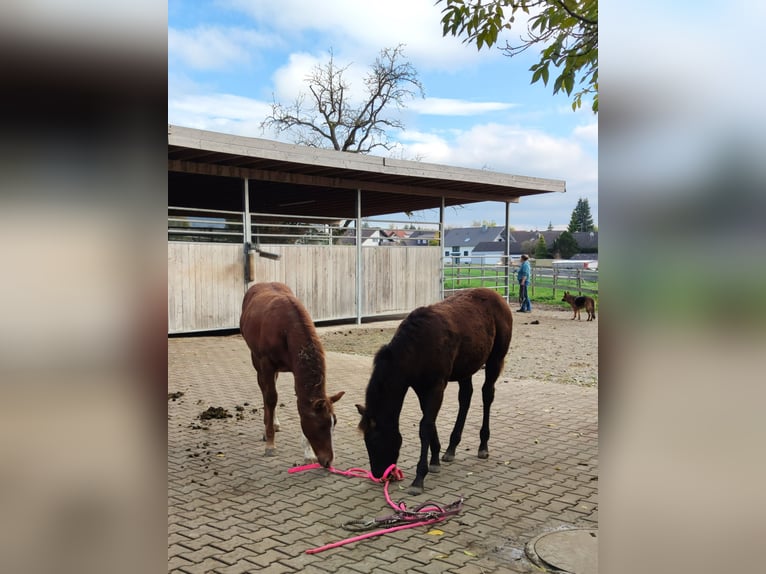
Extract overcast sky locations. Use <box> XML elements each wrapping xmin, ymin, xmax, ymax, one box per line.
<box><xmin>168</xmin><ymin>0</ymin><xmax>598</xmax><ymax>230</ymax></box>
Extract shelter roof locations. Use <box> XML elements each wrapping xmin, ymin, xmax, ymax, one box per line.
<box><xmin>572</xmin><ymin>231</ymin><xmax>599</xmax><ymax>249</ymax></box>
<box><xmin>472</xmin><ymin>241</ymin><xmax>508</xmax><ymax>253</ymax></box>
<box><xmin>168</xmin><ymin>125</ymin><xmax>566</xmax><ymax>218</ymax></box>
<box><xmin>444</xmin><ymin>226</ymin><xmax>505</xmax><ymax>247</ymax></box>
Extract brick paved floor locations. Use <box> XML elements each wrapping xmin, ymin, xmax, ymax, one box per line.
<box><xmin>168</xmin><ymin>331</ymin><xmax>597</xmax><ymax>573</ymax></box>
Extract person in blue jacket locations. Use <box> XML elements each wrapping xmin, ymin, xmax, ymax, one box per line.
<box><xmin>516</xmin><ymin>254</ymin><xmax>531</xmax><ymax>312</ymax></box>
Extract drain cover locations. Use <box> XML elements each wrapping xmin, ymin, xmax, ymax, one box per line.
<box><xmin>525</xmin><ymin>529</ymin><xmax>598</xmax><ymax>573</ymax></box>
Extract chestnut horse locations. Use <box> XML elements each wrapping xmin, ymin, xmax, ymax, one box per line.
<box><xmin>356</xmin><ymin>288</ymin><xmax>513</xmax><ymax>494</ymax></box>
<box><xmin>240</xmin><ymin>282</ymin><xmax>344</xmax><ymax>467</ymax></box>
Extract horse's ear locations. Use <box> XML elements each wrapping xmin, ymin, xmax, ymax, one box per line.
<box><xmin>311</xmin><ymin>398</ymin><xmax>328</xmax><ymax>412</ymax></box>
<box><xmin>330</xmin><ymin>391</ymin><xmax>345</xmax><ymax>403</ymax></box>
<box><xmin>356</xmin><ymin>404</ymin><xmax>375</xmax><ymax>432</ymax></box>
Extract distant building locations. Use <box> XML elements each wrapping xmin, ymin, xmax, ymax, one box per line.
<box><xmin>443</xmin><ymin>227</ymin><xmax>598</xmax><ymax>263</ymax></box>
<box><xmin>571</xmin><ymin>231</ymin><xmax>599</xmax><ymax>252</ymax></box>
<box><xmin>336</xmin><ymin>228</ymin><xmax>387</xmax><ymax>246</ymax></box>
<box><xmin>401</xmin><ymin>229</ymin><xmax>438</xmax><ymax>246</ymax></box>
<box><xmin>443</xmin><ymin>226</ymin><xmax>505</xmax><ymax>263</ymax></box>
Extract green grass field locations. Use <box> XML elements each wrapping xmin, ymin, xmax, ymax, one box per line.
<box><xmin>443</xmin><ymin>265</ymin><xmax>598</xmax><ymax>306</ymax></box>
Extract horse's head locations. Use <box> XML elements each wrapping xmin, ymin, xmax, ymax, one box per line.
<box><xmin>300</xmin><ymin>391</ymin><xmax>344</xmax><ymax>468</ymax></box>
<box><xmin>355</xmin><ymin>403</ymin><xmax>402</xmax><ymax>479</ymax></box>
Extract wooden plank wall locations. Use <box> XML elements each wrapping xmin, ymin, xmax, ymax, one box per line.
<box><xmin>168</xmin><ymin>243</ymin><xmax>442</xmax><ymax>333</ymax></box>
<box><xmin>168</xmin><ymin>243</ymin><xmax>244</xmax><ymax>333</ymax></box>
<box><xmin>362</xmin><ymin>247</ymin><xmax>441</xmax><ymax>316</ymax></box>
<box><xmin>248</xmin><ymin>245</ymin><xmax>357</xmax><ymax>321</ymax></box>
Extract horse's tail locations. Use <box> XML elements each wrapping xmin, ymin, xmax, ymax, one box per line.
<box><xmin>485</xmin><ymin>306</ymin><xmax>513</xmax><ymax>383</ymax></box>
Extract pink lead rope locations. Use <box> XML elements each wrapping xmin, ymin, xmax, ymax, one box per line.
<box><xmin>288</xmin><ymin>463</ymin><xmax>464</xmax><ymax>554</ymax></box>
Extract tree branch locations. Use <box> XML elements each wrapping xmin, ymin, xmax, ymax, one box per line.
<box><xmin>550</xmin><ymin>0</ymin><xmax>597</xmax><ymax>26</ymax></box>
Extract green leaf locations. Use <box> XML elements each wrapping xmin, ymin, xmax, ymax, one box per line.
<box><xmin>553</xmin><ymin>76</ymin><xmax>564</xmax><ymax>94</ymax></box>
<box><xmin>564</xmin><ymin>73</ymin><xmax>575</xmax><ymax>95</ymax></box>
<box><xmin>437</xmin><ymin>0</ymin><xmax>598</xmax><ymax>114</ymax></box>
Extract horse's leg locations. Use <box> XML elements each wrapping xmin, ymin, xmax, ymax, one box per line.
<box><xmin>272</xmin><ymin>372</ymin><xmax>280</xmax><ymax>432</ymax></box>
<box><xmin>410</xmin><ymin>385</ymin><xmax>445</xmax><ymax>495</ymax></box>
<box><xmin>301</xmin><ymin>433</ymin><xmax>316</xmax><ymax>464</ymax></box>
<box><xmin>478</xmin><ymin>360</ymin><xmax>502</xmax><ymax>459</ymax></box>
<box><xmin>442</xmin><ymin>377</ymin><xmax>473</xmax><ymax>463</ymax></box>
<box><xmin>297</xmin><ymin>373</ymin><xmax>319</xmax><ymax>463</ymax></box>
<box><xmin>254</xmin><ymin>356</ymin><xmax>278</xmax><ymax>457</ymax></box>
<box><xmin>428</xmin><ymin>420</ymin><xmax>442</xmax><ymax>475</ymax></box>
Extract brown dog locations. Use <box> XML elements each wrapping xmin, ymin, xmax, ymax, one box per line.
<box><xmin>561</xmin><ymin>291</ymin><xmax>596</xmax><ymax>321</ymax></box>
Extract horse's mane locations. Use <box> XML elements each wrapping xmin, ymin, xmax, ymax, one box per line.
<box><xmin>387</xmin><ymin>306</ymin><xmax>436</xmax><ymax>349</ymax></box>
<box><xmin>366</xmin><ymin>349</ymin><xmax>401</xmax><ymax>404</ymax></box>
<box><xmin>283</xmin><ymin>295</ymin><xmax>326</xmax><ymax>392</ymax></box>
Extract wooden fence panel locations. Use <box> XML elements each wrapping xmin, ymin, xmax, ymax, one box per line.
<box><xmin>168</xmin><ymin>243</ymin><xmax>244</xmax><ymax>333</ymax></box>
<box><xmin>251</xmin><ymin>245</ymin><xmax>357</xmax><ymax>321</ymax></box>
<box><xmin>363</xmin><ymin>247</ymin><xmax>441</xmax><ymax>316</ymax></box>
<box><xmin>168</xmin><ymin>243</ymin><xmax>442</xmax><ymax>333</ymax></box>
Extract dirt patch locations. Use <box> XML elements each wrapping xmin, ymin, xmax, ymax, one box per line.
<box><xmin>199</xmin><ymin>406</ymin><xmax>233</xmax><ymax>420</ymax></box>
<box><xmin>318</xmin><ymin>326</ymin><xmax>394</xmax><ymax>356</ymax></box>
<box><xmin>317</xmin><ymin>304</ymin><xmax>597</xmax><ymax>387</ymax></box>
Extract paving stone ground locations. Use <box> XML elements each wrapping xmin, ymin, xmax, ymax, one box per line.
<box><xmin>169</xmin><ymin>325</ymin><xmax>597</xmax><ymax>573</ymax></box>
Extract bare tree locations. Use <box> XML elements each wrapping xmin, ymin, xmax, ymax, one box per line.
<box><xmin>261</xmin><ymin>45</ymin><xmax>424</xmax><ymax>153</ymax></box>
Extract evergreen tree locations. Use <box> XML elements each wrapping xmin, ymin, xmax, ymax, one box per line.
<box><xmin>534</xmin><ymin>235</ymin><xmax>549</xmax><ymax>259</ymax></box>
<box><xmin>547</xmin><ymin>221</ymin><xmax>553</xmax><ymax>231</ymax></box>
<box><xmin>568</xmin><ymin>198</ymin><xmax>595</xmax><ymax>232</ymax></box>
<box><xmin>552</xmin><ymin>231</ymin><xmax>579</xmax><ymax>259</ymax></box>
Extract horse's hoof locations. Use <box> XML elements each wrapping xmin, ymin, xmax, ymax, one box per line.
<box><xmin>478</xmin><ymin>449</ymin><xmax>489</xmax><ymax>459</ymax></box>
<box><xmin>429</xmin><ymin>464</ymin><xmax>441</xmax><ymax>473</ymax></box>
<box><xmin>442</xmin><ymin>451</ymin><xmax>455</xmax><ymax>463</ymax></box>
<box><xmin>407</xmin><ymin>484</ymin><xmax>424</xmax><ymax>496</ymax></box>
<box><xmin>265</xmin><ymin>448</ymin><xmax>277</xmax><ymax>457</ymax></box>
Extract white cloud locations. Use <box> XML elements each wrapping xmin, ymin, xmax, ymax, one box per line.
<box><xmin>397</xmin><ymin>122</ymin><xmax>598</xmax><ymax>228</ymax></box>
<box><xmin>170</xmin><ymin>93</ymin><xmax>270</xmax><ymax>120</ymax></box>
<box><xmin>271</xmin><ymin>52</ymin><xmax>320</xmax><ymax>101</ymax></box>
<box><xmin>271</xmin><ymin>49</ymin><xmax>408</xmax><ymax>106</ymax></box>
<box><xmin>401</xmin><ymin>123</ymin><xmax>596</xmax><ymax>183</ymax></box>
<box><xmin>168</xmin><ymin>93</ymin><xmax>273</xmax><ymax>137</ymax></box>
<box><xmin>221</xmin><ymin>0</ymin><xmax>514</xmax><ymax>70</ymax></box>
<box><xmin>269</xmin><ymin>51</ymin><xmax>371</xmax><ymax>104</ymax></box>
<box><xmin>395</xmin><ymin>131</ymin><xmax>454</xmax><ymax>164</ymax></box>
<box><xmin>410</xmin><ymin>97</ymin><xmax>517</xmax><ymax>116</ymax></box>
<box><xmin>573</xmin><ymin>122</ymin><xmax>598</xmax><ymax>145</ymax></box>
<box><xmin>168</xmin><ymin>25</ymin><xmax>273</xmax><ymax>70</ymax></box>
